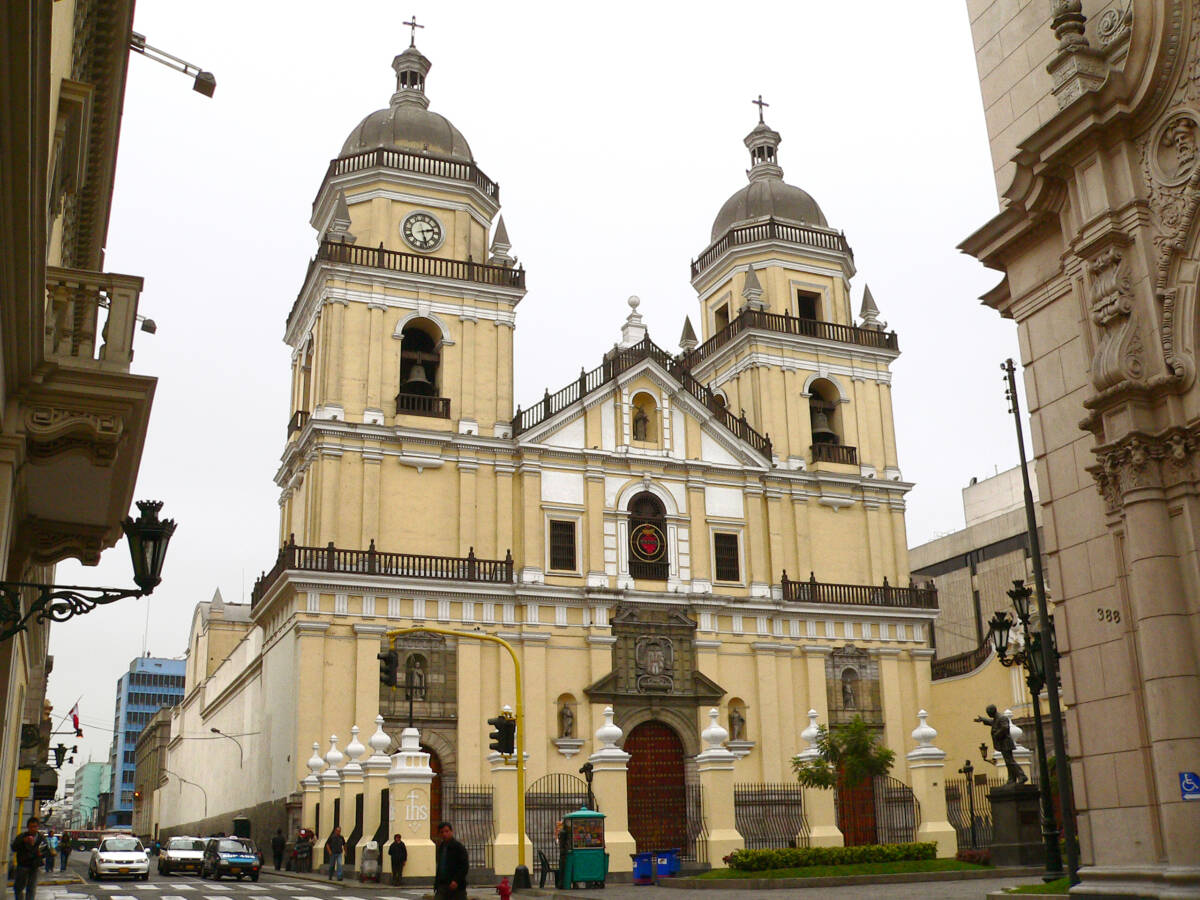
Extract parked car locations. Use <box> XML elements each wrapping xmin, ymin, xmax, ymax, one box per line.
<box><xmin>158</xmin><ymin>837</ymin><xmax>205</xmax><ymax>875</ymax></box>
<box><xmin>88</xmin><ymin>836</ymin><xmax>150</xmax><ymax>881</ymax></box>
<box><xmin>201</xmin><ymin>837</ymin><xmax>260</xmax><ymax>881</ymax></box>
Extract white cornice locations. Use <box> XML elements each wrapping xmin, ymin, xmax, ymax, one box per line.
<box><xmin>692</xmin><ymin>246</ymin><xmax>855</xmax><ymax>296</ymax></box>
<box><xmin>692</xmin><ymin>335</ymin><xmax>897</xmax><ymax>387</ymax></box>
<box><xmin>313</xmin><ymin>166</ymin><xmax>500</xmax><ymax>228</ymax></box>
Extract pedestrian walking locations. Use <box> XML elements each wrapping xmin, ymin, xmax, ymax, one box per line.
<box><xmin>58</xmin><ymin>835</ymin><xmax>71</xmax><ymax>872</ymax></box>
<box><xmin>270</xmin><ymin>829</ymin><xmax>286</xmax><ymax>870</ymax></box>
<box><xmin>387</xmin><ymin>833</ymin><xmax>407</xmax><ymax>885</ymax></box>
<box><xmin>42</xmin><ymin>832</ymin><xmax>56</xmax><ymax>874</ymax></box>
<box><xmin>11</xmin><ymin>817</ymin><xmax>45</xmax><ymax>900</ymax></box>
<box><xmin>433</xmin><ymin>821</ymin><xmax>468</xmax><ymax>900</ymax></box>
<box><xmin>325</xmin><ymin>826</ymin><xmax>345</xmax><ymax>881</ymax></box>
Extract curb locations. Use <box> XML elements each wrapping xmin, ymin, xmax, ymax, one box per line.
<box><xmin>650</xmin><ymin>865</ymin><xmax>1043</xmax><ymax>890</ymax></box>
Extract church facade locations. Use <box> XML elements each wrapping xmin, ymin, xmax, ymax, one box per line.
<box><xmin>159</xmin><ymin>36</ymin><xmax>945</xmax><ymax>865</ymax></box>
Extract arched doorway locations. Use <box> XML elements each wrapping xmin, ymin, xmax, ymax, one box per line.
<box><xmin>624</xmin><ymin>721</ymin><xmax>687</xmax><ymax>852</ymax></box>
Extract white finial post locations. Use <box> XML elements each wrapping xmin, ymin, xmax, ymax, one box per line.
<box><xmin>905</xmin><ymin>709</ymin><xmax>956</xmax><ymax>857</ymax></box>
<box><xmin>619</xmin><ymin>296</ymin><xmax>647</xmax><ymax>347</ymax></box>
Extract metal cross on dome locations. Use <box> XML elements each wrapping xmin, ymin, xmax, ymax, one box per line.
<box><xmin>752</xmin><ymin>94</ymin><xmax>769</xmax><ymax>123</ymax></box>
<box><xmin>403</xmin><ymin>14</ymin><xmax>425</xmax><ymax>47</ymax></box>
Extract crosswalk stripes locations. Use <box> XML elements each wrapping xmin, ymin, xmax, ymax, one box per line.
<box><xmin>86</xmin><ymin>893</ymin><xmax>417</xmax><ymax>900</ymax></box>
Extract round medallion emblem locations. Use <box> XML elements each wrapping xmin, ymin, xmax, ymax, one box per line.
<box><xmin>630</xmin><ymin>523</ymin><xmax>666</xmax><ymax>562</ymax></box>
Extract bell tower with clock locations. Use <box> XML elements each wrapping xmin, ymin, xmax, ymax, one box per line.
<box><xmin>277</xmin><ymin>26</ymin><xmax>526</xmax><ymax>551</ymax></box>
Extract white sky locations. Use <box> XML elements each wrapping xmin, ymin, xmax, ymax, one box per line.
<box><xmin>50</xmin><ymin>1</ymin><xmax>1026</xmax><ymax>778</ymax></box>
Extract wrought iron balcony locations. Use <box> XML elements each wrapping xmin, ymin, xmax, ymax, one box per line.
<box><xmin>251</xmin><ymin>538</ymin><xmax>514</xmax><ymax>608</ymax></box>
<box><xmin>811</xmin><ymin>443</ymin><xmax>858</xmax><ymax>465</ymax></box>
<box><xmin>314</xmin><ymin>239</ymin><xmax>525</xmax><ymax>289</ymax></box>
<box><xmin>780</xmin><ymin>571</ymin><xmax>938</xmax><ymax>610</ymax></box>
<box><xmin>44</xmin><ymin>267</ymin><xmax>145</xmax><ymax>373</ymax></box>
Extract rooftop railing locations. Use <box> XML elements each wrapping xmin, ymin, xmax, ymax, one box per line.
<box><xmin>326</xmin><ymin>147</ymin><xmax>499</xmax><ymax>202</ymax></box>
<box><xmin>780</xmin><ymin>571</ymin><xmax>939</xmax><ymax>610</ymax></box>
<box><xmin>316</xmin><ymin>239</ymin><xmax>525</xmax><ymax>289</ymax></box>
<box><xmin>691</xmin><ymin>217</ymin><xmax>853</xmax><ymax>278</ymax></box>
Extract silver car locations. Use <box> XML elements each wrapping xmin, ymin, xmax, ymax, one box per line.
<box><xmin>88</xmin><ymin>836</ymin><xmax>149</xmax><ymax>881</ymax></box>
<box><xmin>158</xmin><ymin>836</ymin><xmax>205</xmax><ymax>875</ymax></box>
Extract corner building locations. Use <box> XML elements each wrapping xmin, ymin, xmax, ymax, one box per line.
<box><xmin>168</xmin><ymin>40</ymin><xmax>944</xmax><ymax>865</ymax></box>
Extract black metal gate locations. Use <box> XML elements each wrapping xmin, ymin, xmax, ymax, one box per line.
<box><xmin>834</xmin><ymin>775</ymin><xmax>919</xmax><ymax>846</ymax></box>
<box><xmin>734</xmin><ymin>783</ymin><xmax>809</xmax><ymax>849</ymax></box>
<box><xmin>525</xmin><ymin>773</ymin><xmax>590</xmax><ymax>883</ymax></box>
<box><xmin>443</xmin><ymin>783</ymin><xmax>494</xmax><ymax>869</ymax></box>
<box><xmin>683</xmin><ymin>783</ymin><xmax>708</xmax><ymax>863</ymax></box>
<box><xmin>945</xmin><ymin>773</ymin><xmax>1005</xmax><ymax>850</ymax></box>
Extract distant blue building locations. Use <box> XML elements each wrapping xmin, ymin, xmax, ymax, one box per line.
<box><xmin>106</xmin><ymin>656</ymin><xmax>186</xmax><ymax>827</ymax></box>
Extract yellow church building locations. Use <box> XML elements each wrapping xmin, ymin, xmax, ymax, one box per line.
<box><xmin>156</xmin><ymin>35</ymin><xmax>957</xmax><ymax>873</ymax></box>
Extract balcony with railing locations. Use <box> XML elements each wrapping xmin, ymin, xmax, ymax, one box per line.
<box><xmin>811</xmin><ymin>443</ymin><xmax>858</xmax><ymax>466</ymax></box>
<box><xmin>692</xmin><ymin>217</ymin><xmax>854</xmax><ymax>279</ymax></box>
<box><xmin>315</xmin><ymin>239</ymin><xmax>525</xmax><ymax>289</ymax></box>
<box><xmin>780</xmin><ymin>571</ymin><xmax>939</xmax><ymax>610</ymax></box>
<box><xmin>931</xmin><ymin>643</ymin><xmax>993</xmax><ymax>680</ymax></box>
<box><xmin>680</xmin><ymin>307</ymin><xmax>898</xmax><ymax>371</ymax></box>
<box><xmin>325</xmin><ymin>147</ymin><xmax>500</xmax><ymax>202</ymax></box>
<box><xmin>395</xmin><ymin>392</ymin><xmax>451</xmax><ymax>418</ymax></box>
<box><xmin>44</xmin><ymin>267</ymin><xmax>146</xmax><ymax>373</ymax></box>
<box><xmin>251</xmin><ymin>538</ymin><xmax>514</xmax><ymax>609</ymax></box>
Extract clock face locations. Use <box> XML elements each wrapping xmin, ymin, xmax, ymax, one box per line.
<box><xmin>401</xmin><ymin>211</ymin><xmax>443</xmax><ymax>251</ymax></box>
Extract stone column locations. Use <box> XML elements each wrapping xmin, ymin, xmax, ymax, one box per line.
<box><xmin>387</xmin><ymin>727</ymin><xmax>436</xmax><ymax>878</ymax></box>
<box><xmin>301</xmin><ymin>743</ymin><xmax>323</xmax><ymax>833</ymax></box>
<box><xmin>319</xmin><ymin>736</ymin><xmax>345</xmax><ymax>866</ymax></box>
<box><xmin>905</xmin><ymin>711</ymin><xmax>957</xmax><ymax>858</ymax></box>
<box><xmin>696</xmin><ymin>709</ymin><xmax>743</xmax><ymax>864</ymax></box>
<box><xmin>361</xmin><ymin>717</ymin><xmax>391</xmax><ymax>860</ymax></box>
<box><xmin>340</xmin><ymin>727</ymin><xmax>365</xmax><ymax>869</ymax></box>
<box><xmin>488</xmin><ymin>723</ymin><xmax>533</xmax><ymax>878</ymax></box>
<box><xmin>587</xmin><ymin>707</ymin><xmax>635</xmax><ymax>873</ymax></box>
<box><xmin>796</xmin><ymin>709</ymin><xmax>843</xmax><ymax>847</ymax></box>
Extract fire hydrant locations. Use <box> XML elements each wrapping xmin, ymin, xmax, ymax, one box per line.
<box><xmin>496</xmin><ymin>876</ymin><xmax>512</xmax><ymax>900</ymax></box>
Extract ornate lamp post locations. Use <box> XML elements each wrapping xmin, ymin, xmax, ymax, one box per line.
<box><xmin>0</xmin><ymin>500</ymin><xmax>177</xmax><ymax>642</ymax></box>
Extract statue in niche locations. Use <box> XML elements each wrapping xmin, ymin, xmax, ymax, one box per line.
<box><xmin>728</xmin><ymin>706</ymin><xmax>745</xmax><ymax>742</ymax></box>
<box><xmin>559</xmin><ymin>702</ymin><xmax>575</xmax><ymax>739</ymax></box>
<box><xmin>632</xmin><ymin>406</ymin><xmax>650</xmax><ymax>441</ymax></box>
<box><xmin>405</xmin><ymin>655</ymin><xmax>427</xmax><ymax>698</ymax></box>
<box><xmin>975</xmin><ymin>704</ymin><xmax>1028</xmax><ymax>785</ymax></box>
<box><xmin>841</xmin><ymin>669</ymin><xmax>858</xmax><ymax>709</ymax></box>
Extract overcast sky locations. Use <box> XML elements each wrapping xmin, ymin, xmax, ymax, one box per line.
<box><xmin>50</xmin><ymin>1</ymin><xmax>1025</xmax><ymax>776</ymax></box>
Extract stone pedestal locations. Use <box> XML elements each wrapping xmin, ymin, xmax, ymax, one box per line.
<box><xmin>301</xmin><ymin>742</ymin><xmax>323</xmax><ymax>833</ymax></box>
<box><xmin>905</xmin><ymin>711</ymin><xmax>958</xmax><ymax>858</ymax></box>
<box><xmin>360</xmin><ymin>717</ymin><xmax>391</xmax><ymax>865</ymax></box>
<box><xmin>587</xmin><ymin>707</ymin><xmax>635</xmax><ymax>874</ymax></box>
<box><xmin>988</xmin><ymin>783</ymin><xmax>1046</xmax><ymax>868</ymax></box>
<box><xmin>387</xmin><ymin>727</ymin><xmax>437</xmax><ymax>878</ymax></box>
<box><xmin>319</xmin><ymin>735</ymin><xmax>345</xmax><ymax>846</ymax></box>
<box><xmin>696</xmin><ymin>709</ymin><xmax>744</xmax><ymax>864</ymax></box>
<box><xmin>488</xmin><ymin>750</ymin><xmax>533</xmax><ymax>878</ymax></box>
<box><xmin>795</xmin><ymin>709</ymin><xmax>843</xmax><ymax>847</ymax></box>
<box><xmin>340</xmin><ymin>727</ymin><xmax>365</xmax><ymax>866</ymax></box>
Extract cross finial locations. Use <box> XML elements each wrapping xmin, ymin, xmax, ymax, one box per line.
<box><xmin>752</xmin><ymin>94</ymin><xmax>769</xmax><ymax>124</ymax></box>
<box><xmin>403</xmin><ymin>14</ymin><xmax>424</xmax><ymax>47</ymax></box>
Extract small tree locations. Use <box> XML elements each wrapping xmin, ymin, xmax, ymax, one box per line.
<box><xmin>791</xmin><ymin>715</ymin><xmax>895</xmax><ymax>790</ymax></box>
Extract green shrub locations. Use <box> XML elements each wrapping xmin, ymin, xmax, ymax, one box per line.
<box><xmin>724</xmin><ymin>842</ymin><xmax>937</xmax><ymax>871</ymax></box>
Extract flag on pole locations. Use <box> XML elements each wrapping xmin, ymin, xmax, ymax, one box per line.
<box><xmin>69</xmin><ymin>703</ymin><xmax>81</xmax><ymax>736</ymax></box>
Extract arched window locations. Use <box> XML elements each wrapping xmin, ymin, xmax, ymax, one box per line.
<box><xmin>627</xmin><ymin>491</ymin><xmax>668</xmax><ymax>581</ymax></box>
<box><xmin>398</xmin><ymin>320</ymin><xmax>440</xmax><ymax>398</ymax></box>
<box><xmin>809</xmin><ymin>378</ymin><xmax>841</xmax><ymax>446</ymax></box>
<box><xmin>631</xmin><ymin>392</ymin><xmax>658</xmax><ymax>442</ymax></box>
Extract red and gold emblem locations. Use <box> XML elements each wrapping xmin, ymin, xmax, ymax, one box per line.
<box><xmin>630</xmin><ymin>523</ymin><xmax>666</xmax><ymax>562</ymax></box>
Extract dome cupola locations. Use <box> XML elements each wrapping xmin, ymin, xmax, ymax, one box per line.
<box><xmin>339</xmin><ymin>24</ymin><xmax>473</xmax><ymax>162</ymax></box>
<box><xmin>710</xmin><ymin>98</ymin><xmax>828</xmax><ymax>241</ymax></box>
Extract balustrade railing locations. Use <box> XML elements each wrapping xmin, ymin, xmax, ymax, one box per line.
<box><xmin>251</xmin><ymin>538</ymin><xmax>513</xmax><ymax>607</ymax></box>
<box><xmin>692</xmin><ymin>217</ymin><xmax>853</xmax><ymax>277</ymax></box>
<box><xmin>811</xmin><ymin>443</ymin><xmax>858</xmax><ymax>465</ymax></box>
<box><xmin>44</xmin><ymin>266</ymin><xmax>145</xmax><ymax>372</ymax></box>
<box><xmin>326</xmin><ymin>147</ymin><xmax>500</xmax><ymax>201</ymax></box>
<box><xmin>395</xmin><ymin>392</ymin><xmax>451</xmax><ymax>418</ymax></box>
<box><xmin>780</xmin><ymin>571</ymin><xmax>939</xmax><ymax>610</ymax></box>
<box><xmin>316</xmin><ymin>239</ymin><xmax>525</xmax><ymax>289</ymax></box>
<box><xmin>931</xmin><ymin>643</ymin><xmax>993</xmax><ymax>680</ymax></box>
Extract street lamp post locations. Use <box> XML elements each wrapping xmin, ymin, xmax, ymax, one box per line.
<box><xmin>1001</xmin><ymin>358</ymin><xmax>1080</xmax><ymax>884</ymax></box>
<box><xmin>209</xmin><ymin>728</ymin><xmax>243</xmax><ymax>768</ymax></box>
<box><xmin>161</xmin><ymin>769</ymin><xmax>207</xmax><ymax>819</ymax></box>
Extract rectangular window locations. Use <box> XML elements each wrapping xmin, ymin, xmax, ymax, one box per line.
<box><xmin>796</xmin><ymin>290</ymin><xmax>819</xmax><ymax>320</ymax></box>
<box><xmin>548</xmin><ymin>520</ymin><xmax>577</xmax><ymax>572</ymax></box>
<box><xmin>713</xmin><ymin>533</ymin><xmax>741</xmax><ymax>582</ymax></box>
<box><xmin>714</xmin><ymin>303</ymin><xmax>730</xmax><ymax>332</ymax></box>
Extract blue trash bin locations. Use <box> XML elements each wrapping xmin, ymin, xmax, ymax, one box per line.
<box><xmin>631</xmin><ymin>852</ymin><xmax>654</xmax><ymax>885</ymax></box>
<box><xmin>654</xmin><ymin>848</ymin><xmax>680</xmax><ymax>876</ymax></box>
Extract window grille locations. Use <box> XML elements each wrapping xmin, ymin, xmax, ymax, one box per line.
<box><xmin>549</xmin><ymin>520</ymin><xmax>576</xmax><ymax>571</ymax></box>
<box><xmin>714</xmin><ymin>532</ymin><xmax>740</xmax><ymax>582</ymax></box>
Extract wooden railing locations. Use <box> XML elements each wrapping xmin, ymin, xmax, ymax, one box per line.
<box><xmin>316</xmin><ymin>239</ymin><xmax>525</xmax><ymax>289</ymax></box>
<box><xmin>44</xmin><ymin>267</ymin><xmax>145</xmax><ymax>373</ymax></box>
<box><xmin>395</xmin><ymin>393</ymin><xmax>451</xmax><ymax>418</ymax></box>
<box><xmin>326</xmin><ymin>147</ymin><xmax>500</xmax><ymax>202</ymax></box>
<box><xmin>691</xmin><ymin>217</ymin><xmax>853</xmax><ymax>278</ymax></box>
<box><xmin>680</xmin><ymin>307</ymin><xmax>898</xmax><ymax>370</ymax></box>
<box><xmin>511</xmin><ymin>335</ymin><xmax>773</xmax><ymax>460</ymax></box>
<box><xmin>812</xmin><ymin>443</ymin><xmax>858</xmax><ymax>465</ymax></box>
<box><xmin>287</xmin><ymin>410</ymin><xmax>309</xmax><ymax>438</ymax></box>
<box><xmin>931</xmin><ymin>643</ymin><xmax>993</xmax><ymax>680</ymax></box>
<box><xmin>780</xmin><ymin>572</ymin><xmax>939</xmax><ymax>610</ymax></box>
<box><xmin>251</xmin><ymin>538</ymin><xmax>514</xmax><ymax>608</ymax></box>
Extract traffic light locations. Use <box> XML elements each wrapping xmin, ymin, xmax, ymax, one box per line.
<box><xmin>377</xmin><ymin>648</ymin><xmax>399</xmax><ymax>686</ymax></box>
<box><xmin>487</xmin><ymin>711</ymin><xmax>516</xmax><ymax>756</ymax></box>
<box><xmin>52</xmin><ymin>743</ymin><xmax>67</xmax><ymax>768</ymax></box>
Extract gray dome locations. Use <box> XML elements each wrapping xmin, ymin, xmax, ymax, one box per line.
<box><xmin>711</xmin><ymin>178</ymin><xmax>827</xmax><ymax>242</ymax></box>
<box><xmin>340</xmin><ymin>103</ymin><xmax>473</xmax><ymax>162</ymax></box>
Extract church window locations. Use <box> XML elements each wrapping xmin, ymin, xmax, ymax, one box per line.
<box><xmin>398</xmin><ymin>320</ymin><xmax>441</xmax><ymax>398</ymax></box>
<box><xmin>713</xmin><ymin>532</ymin><xmax>741</xmax><ymax>582</ymax></box>
<box><xmin>796</xmin><ymin>290</ymin><xmax>820</xmax><ymax>320</ymax></box>
<box><xmin>631</xmin><ymin>392</ymin><xmax>657</xmax><ymax>442</ymax></box>
<box><xmin>714</xmin><ymin>303</ymin><xmax>730</xmax><ymax>332</ymax></box>
<box><xmin>548</xmin><ymin>520</ymin><xmax>577</xmax><ymax>571</ymax></box>
<box><xmin>628</xmin><ymin>491</ymin><xmax>668</xmax><ymax>581</ymax></box>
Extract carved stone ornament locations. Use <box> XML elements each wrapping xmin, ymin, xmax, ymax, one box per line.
<box><xmin>1096</xmin><ymin>2</ymin><xmax>1133</xmax><ymax>48</ymax></box>
<box><xmin>24</xmin><ymin>405</ymin><xmax>124</xmax><ymax>466</ymax></box>
<box><xmin>1089</xmin><ymin>425</ymin><xmax>1200</xmax><ymax>512</ymax></box>
<box><xmin>1086</xmin><ymin>245</ymin><xmax>1145</xmax><ymax>391</ymax></box>
<box><xmin>635</xmin><ymin>636</ymin><xmax>674</xmax><ymax>693</ymax></box>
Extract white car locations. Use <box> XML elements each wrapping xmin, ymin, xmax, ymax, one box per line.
<box><xmin>158</xmin><ymin>836</ymin><xmax>205</xmax><ymax>875</ymax></box>
<box><xmin>88</xmin><ymin>836</ymin><xmax>150</xmax><ymax>881</ymax></box>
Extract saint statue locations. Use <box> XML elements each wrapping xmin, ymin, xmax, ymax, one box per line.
<box><xmin>632</xmin><ymin>406</ymin><xmax>650</xmax><ymax>441</ymax></box>
<box><xmin>728</xmin><ymin>706</ymin><xmax>745</xmax><ymax>742</ymax></box>
<box><xmin>975</xmin><ymin>704</ymin><xmax>1028</xmax><ymax>785</ymax></box>
<box><xmin>559</xmin><ymin>702</ymin><xmax>575</xmax><ymax>739</ymax></box>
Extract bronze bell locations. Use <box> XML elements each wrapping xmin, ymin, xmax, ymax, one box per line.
<box><xmin>811</xmin><ymin>408</ymin><xmax>838</xmax><ymax>444</ymax></box>
<box><xmin>402</xmin><ymin>362</ymin><xmax>434</xmax><ymax>396</ymax></box>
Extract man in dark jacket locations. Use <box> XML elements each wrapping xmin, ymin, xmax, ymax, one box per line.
<box><xmin>433</xmin><ymin>822</ymin><xmax>468</xmax><ymax>900</ymax></box>
<box><xmin>270</xmin><ymin>829</ymin><xmax>286</xmax><ymax>870</ymax></box>
<box><xmin>325</xmin><ymin>826</ymin><xmax>345</xmax><ymax>881</ymax></box>
<box><xmin>387</xmin><ymin>834</ymin><xmax>407</xmax><ymax>885</ymax></box>
<box><xmin>11</xmin><ymin>817</ymin><xmax>45</xmax><ymax>900</ymax></box>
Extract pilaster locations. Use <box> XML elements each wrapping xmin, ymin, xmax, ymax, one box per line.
<box><xmin>387</xmin><ymin>727</ymin><xmax>437</xmax><ymax>878</ymax></box>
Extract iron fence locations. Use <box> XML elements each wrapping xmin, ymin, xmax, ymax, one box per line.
<box><xmin>682</xmin><ymin>783</ymin><xmax>708</xmax><ymax>863</ymax></box>
<box><xmin>944</xmin><ymin>773</ymin><xmax>1006</xmax><ymax>850</ymax></box>
<box><xmin>443</xmin><ymin>783</ymin><xmax>494</xmax><ymax>870</ymax></box>
<box><xmin>525</xmin><ymin>773</ymin><xmax>591</xmax><ymax>882</ymax></box>
<box><xmin>734</xmin><ymin>783</ymin><xmax>809</xmax><ymax>849</ymax></box>
<box><xmin>835</xmin><ymin>775</ymin><xmax>920</xmax><ymax>846</ymax></box>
